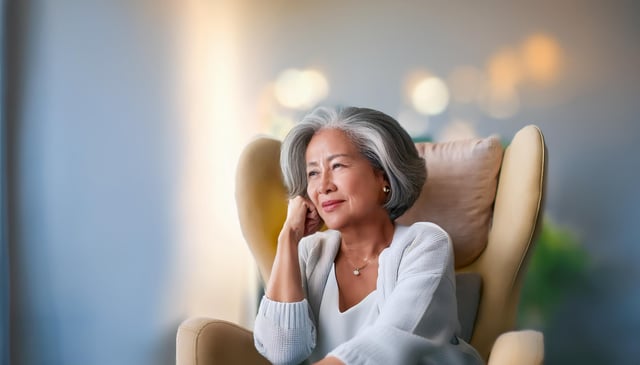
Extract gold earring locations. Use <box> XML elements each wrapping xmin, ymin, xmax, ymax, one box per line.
<box><xmin>383</xmin><ymin>186</ymin><xmax>390</xmax><ymax>193</ymax></box>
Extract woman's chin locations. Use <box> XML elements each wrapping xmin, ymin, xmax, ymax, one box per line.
<box><xmin>320</xmin><ymin>218</ymin><xmax>342</xmax><ymax>231</ymax></box>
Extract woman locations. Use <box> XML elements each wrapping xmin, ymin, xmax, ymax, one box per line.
<box><xmin>254</xmin><ymin>106</ymin><xmax>483</xmax><ymax>365</ymax></box>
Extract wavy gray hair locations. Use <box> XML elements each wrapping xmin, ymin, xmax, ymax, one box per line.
<box><xmin>280</xmin><ymin>106</ymin><xmax>426</xmax><ymax>220</ymax></box>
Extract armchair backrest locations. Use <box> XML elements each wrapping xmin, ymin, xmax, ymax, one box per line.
<box><xmin>235</xmin><ymin>125</ymin><xmax>546</xmax><ymax>360</ymax></box>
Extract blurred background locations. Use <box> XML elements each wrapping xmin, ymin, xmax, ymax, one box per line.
<box><xmin>2</xmin><ymin>0</ymin><xmax>639</xmax><ymax>364</ymax></box>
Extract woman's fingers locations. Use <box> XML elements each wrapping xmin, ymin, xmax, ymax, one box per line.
<box><xmin>286</xmin><ymin>197</ymin><xmax>306</xmax><ymax>223</ymax></box>
<box><xmin>284</xmin><ymin>196</ymin><xmax>323</xmax><ymax>237</ymax></box>
<box><xmin>304</xmin><ymin>204</ymin><xmax>323</xmax><ymax>235</ymax></box>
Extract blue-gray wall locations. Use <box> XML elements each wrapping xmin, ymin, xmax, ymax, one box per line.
<box><xmin>1</xmin><ymin>0</ymin><xmax>8</xmax><ymax>363</ymax></box>
<box><xmin>5</xmin><ymin>1</ymin><xmax>640</xmax><ymax>364</ymax></box>
<box><xmin>7</xmin><ymin>2</ymin><xmax>182</xmax><ymax>364</ymax></box>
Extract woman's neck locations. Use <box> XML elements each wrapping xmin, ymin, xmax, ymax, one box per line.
<box><xmin>339</xmin><ymin>215</ymin><xmax>395</xmax><ymax>258</ymax></box>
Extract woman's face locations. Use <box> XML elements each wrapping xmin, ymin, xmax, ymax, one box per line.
<box><xmin>305</xmin><ymin>128</ymin><xmax>387</xmax><ymax>230</ymax></box>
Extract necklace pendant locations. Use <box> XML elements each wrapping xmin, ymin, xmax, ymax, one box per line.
<box><xmin>353</xmin><ymin>268</ymin><xmax>360</xmax><ymax>276</ymax></box>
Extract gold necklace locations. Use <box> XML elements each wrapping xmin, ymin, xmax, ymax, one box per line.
<box><xmin>342</xmin><ymin>246</ymin><xmax>386</xmax><ymax>276</ymax></box>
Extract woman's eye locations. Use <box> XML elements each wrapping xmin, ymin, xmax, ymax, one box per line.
<box><xmin>307</xmin><ymin>171</ymin><xmax>318</xmax><ymax>177</ymax></box>
<box><xmin>331</xmin><ymin>163</ymin><xmax>343</xmax><ymax>169</ymax></box>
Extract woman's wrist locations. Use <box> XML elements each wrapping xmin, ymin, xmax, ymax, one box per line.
<box><xmin>278</xmin><ymin>225</ymin><xmax>303</xmax><ymax>248</ymax></box>
<box><xmin>266</xmin><ymin>226</ymin><xmax>305</xmax><ymax>302</ymax></box>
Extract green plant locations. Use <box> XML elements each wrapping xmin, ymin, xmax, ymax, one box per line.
<box><xmin>518</xmin><ymin>217</ymin><xmax>590</xmax><ymax>328</ymax></box>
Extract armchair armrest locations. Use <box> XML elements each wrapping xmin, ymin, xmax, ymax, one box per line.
<box><xmin>177</xmin><ymin>318</ymin><xmax>543</xmax><ymax>364</ymax></box>
<box><xmin>176</xmin><ymin>317</ymin><xmax>270</xmax><ymax>365</ymax></box>
<box><xmin>487</xmin><ymin>330</ymin><xmax>544</xmax><ymax>365</ymax></box>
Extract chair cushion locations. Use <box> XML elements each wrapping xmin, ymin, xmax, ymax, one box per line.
<box><xmin>456</xmin><ymin>272</ymin><xmax>483</xmax><ymax>342</ymax></box>
<box><xmin>396</xmin><ymin>136</ymin><xmax>503</xmax><ymax>268</ymax></box>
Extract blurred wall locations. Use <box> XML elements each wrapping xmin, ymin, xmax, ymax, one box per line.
<box><xmin>4</xmin><ymin>0</ymin><xmax>640</xmax><ymax>364</ymax></box>
<box><xmin>6</xmin><ymin>1</ymin><xmax>256</xmax><ymax>364</ymax></box>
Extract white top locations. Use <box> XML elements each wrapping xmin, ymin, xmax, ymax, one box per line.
<box><xmin>254</xmin><ymin>222</ymin><xmax>484</xmax><ymax>365</ymax></box>
<box><xmin>309</xmin><ymin>264</ymin><xmax>378</xmax><ymax>362</ymax></box>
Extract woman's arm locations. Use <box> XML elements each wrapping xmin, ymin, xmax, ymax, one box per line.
<box><xmin>266</xmin><ymin>195</ymin><xmax>322</xmax><ymax>302</ymax></box>
<box><xmin>266</xmin><ymin>227</ymin><xmax>304</xmax><ymax>302</ymax></box>
<box><xmin>254</xmin><ymin>196</ymin><xmax>324</xmax><ymax>365</ymax></box>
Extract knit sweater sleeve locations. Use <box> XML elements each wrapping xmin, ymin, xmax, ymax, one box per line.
<box><xmin>253</xmin><ymin>233</ymin><xmax>327</xmax><ymax>365</ymax></box>
<box><xmin>253</xmin><ymin>296</ymin><xmax>316</xmax><ymax>365</ymax></box>
<box><xmin>328</xmin><ymin>223</ymin><xmax>483</xmax><ymax>365</ymax></box>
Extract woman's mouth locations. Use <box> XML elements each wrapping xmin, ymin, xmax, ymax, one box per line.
<box><xmin>321</xmin><ymin>200</ymin><xmax>344</xmax><ymax>212</ymax></box>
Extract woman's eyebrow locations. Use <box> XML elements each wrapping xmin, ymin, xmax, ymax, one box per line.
<box><xmin>306</xmin><ymin>154</ymin><xmax>351</xmax><ymax>167</ymax></box>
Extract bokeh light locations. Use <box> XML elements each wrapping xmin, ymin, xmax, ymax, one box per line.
<box><xmin>478</xmin><ymin>46</ymin><xmax>526</xmax><ymax>119</ymax></box>
<box><xmin>274</xmin><ymin>68</ymin><xmax>329</xmax><ymax>110</ymax></box>
<box><xmin>255</xmin><ymin>83</ymin><xmax>309</xmax><ymax>139</ymax></box>
<box><xmin>521</xmin><ymin>33</ymin><xmax>563</xmax><ymax>84</ymax></box>
<box><xmin>411</xmin><ymin>76</ymin><xmax>450</xmax><ymax>116</ymax></box>
<box><xmin>266</xmin><ymin>110</ymin><xmax>296</xmax><ymax>139</ymax></box>
<box><xmin>487</xmin><ymin>47</ymin><xmax>523</xmax><ymax>93</ymax></box>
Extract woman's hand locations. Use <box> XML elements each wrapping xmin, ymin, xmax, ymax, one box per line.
<box><xmin>267</xmin><ymin>196</ymin><xmax>322</xmax><ymax>303</ymax></box>
<box><xmin>281</xmin><ymin>196</ymin><xmax>323</xmax><ymax>242</ymax></box>
<box><xmin>314</xmin><ymin>356</ymin><xmax>345</xmax><ymax>365</ymax></box>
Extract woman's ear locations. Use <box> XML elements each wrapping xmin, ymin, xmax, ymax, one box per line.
<box><xmin>376</xmin><ymin>170</ymin><xmax>390</xmax><ymax>202</ymax></box>
<box><xmin>377</xmin><ymin>170</ymin><xmax>389</xmax><ymax>186</ymax></box>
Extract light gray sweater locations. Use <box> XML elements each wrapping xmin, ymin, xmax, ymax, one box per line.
<box><xmin>254</xmin><ymin>222</ymin><xmax>484</xmax><ymax>365</ymax></box>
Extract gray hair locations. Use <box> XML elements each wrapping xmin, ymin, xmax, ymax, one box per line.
<box><xmin>280</xmin><ymin>106</ymin><xmax>426</xmax><ymax>220</ymax></box>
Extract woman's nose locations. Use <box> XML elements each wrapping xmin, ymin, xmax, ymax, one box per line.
<box><xmin>320</xmin><ymin>172</ymin><xmax>335</xmax><ymax>194</ymax></box>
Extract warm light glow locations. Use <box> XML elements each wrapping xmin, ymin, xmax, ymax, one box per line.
<box><xmin>267</xmin><ymin>110</ymin><xmax>297</xmax><ymax>139</ymax></box>
<box><xmin>487</xmin><ymin>48</ymin><xmax>523</xmax><ymax>93</ymax></box>
<box><xmin>411</xmin><ymin>77</ymin><xmax>450</xmax><ymax>116</ymax></box>
<box><xmin>476</xmin><ymin>32</ymin><xmax>563</xmax><ymax>119</ymax></box>
<box><xmin>255</xmin><ymin>84</ymin><xmax>307</xmax><ymax>139</ymax></box>
<box><xmin>274</xmin><ymin>68</ymin><xmax>329</xmax><ymax>110</ymax></box>
<box><xmin>175</xmin><ymin>0</ymin><xmax>256</xmax><ymax>327</ymax></box>
<box><xmin>521</xmin><ymin>33</ymin><xmax>563</xmax><ymax>84</ymax></box>
<box><xmin>448</xmin><ymin>66</ymin><xmax>484</xmax><ymax>104</ymax></box>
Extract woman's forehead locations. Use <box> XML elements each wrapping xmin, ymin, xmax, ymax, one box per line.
<box><xmin>305</xmin><ymin>128</ymin><xmax>358</xmax><ymax>159</ymax></box>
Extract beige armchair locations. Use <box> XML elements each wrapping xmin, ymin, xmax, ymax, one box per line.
<box><xmin>177</xmin><ymin>125</ymin><xmax>547</xmax><ymax>365</ymax></box>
